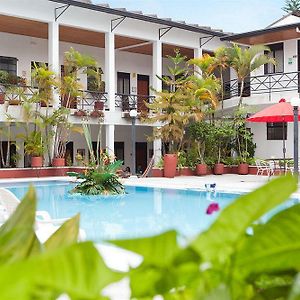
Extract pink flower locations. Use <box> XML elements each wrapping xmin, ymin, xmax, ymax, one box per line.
<box><xmin>206</xmin><ymin>202</ymin><xmax>220</xmax><ymax>215</ymax></box>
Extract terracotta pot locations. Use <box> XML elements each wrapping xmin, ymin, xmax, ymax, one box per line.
<box><xmin>31</xmin><ymin>156</ymin><xmax>43</xmax><ymax>168</ymax></box>
<box><xmin>90</xmin><ymin>110</ymin><xmax>104</xmax><ymax>118</ymax></box>
<box><xmin>52</xmin><ymin>158</ymin><xmax>66</xmax><ymax>167</ymax></box>
<box><xmin>163</xmin><ymin>154</ymin><xmax>177</xmax><ymax>178</ymax></box>
<box><xmin>151</xmin><ymin>168</ymin><xmax>163</xmax><ymax>177</ymax></box>
<box><xmin>214</xmin><ymin>163</ymin><xmax>225</xmax><ymax>175</ymax></box>
<box><xmin>180</xmin><ymin>167</ymin><xmax>194</xmax><ymax>176</ymax></box>
<box><xmin>238</xmin><ymin>163</ymin><xmax>249</xmax><ymax>175</ymax></box>
<box><xmin>94</xmin><ymin>101</ymin><xmax>104</xmax><ymax>110</ymax></box>
<box><xmin>196</xmin><ymin>163</ymin><xmax>207</xmax><ymax>176</ymax></box>
<box><xmin>74</xmin><ymin>110</ymin><xmax>87</xmax><ymax>117</ymax></box>
<box><xmin>0</xmin><ymin>92</ymin><xmax>5</xmax><ymax>104</ymax></box>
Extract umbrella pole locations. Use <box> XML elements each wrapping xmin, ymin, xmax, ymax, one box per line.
<box><xmin>283</xmin><ymin>122</ymin><xmax>286</xmax><ymax>173</ymax></box>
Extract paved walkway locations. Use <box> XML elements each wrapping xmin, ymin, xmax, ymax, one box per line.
<box><xmin>125</xmin><ymin>174</ymin><xmax>275</xmax><ymax>193</ymax></box>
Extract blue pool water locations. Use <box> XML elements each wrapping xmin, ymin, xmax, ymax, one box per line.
<box><xmin>1</xmin><ymin>181</ymin><xmax>297</xmax><ymax>242</ymax></box>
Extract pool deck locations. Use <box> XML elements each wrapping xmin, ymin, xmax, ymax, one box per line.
<box><xmin>124</xmin><ymin>174</ymin><xmax>300</xmax><ymax>197</ymax></box>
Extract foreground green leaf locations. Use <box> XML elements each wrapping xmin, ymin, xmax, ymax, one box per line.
<box><xmin>0</xmin><ymin>242</ymin><xmax>121</xmax><ymax>300</ymax></box>
<box><xmin>192</xmin><ymin>175</ymin><xmax>297</xmax><ymax>263</ymax></box>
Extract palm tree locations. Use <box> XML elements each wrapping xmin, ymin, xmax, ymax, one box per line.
<box><xmin>144</xmin><ymin>50</ymin><xmax>220</xmax><ymax>154</ymax></box>
<box><xmin>282</xmin><ymin>0</ymin><xmax>300</xmax><ymax>13</ymax></box>
<box><xmin>226</xmin><ymin>44</ymin><xmax>276</xmax><ymax>107</ymax></box>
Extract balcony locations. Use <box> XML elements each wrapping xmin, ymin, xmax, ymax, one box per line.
<box><xmin>224</xmin><ymin>71</ymin><xmax>300</xmax><ymax>102</ymax></box>
<box><xmin>115</xmin><ymin>93</ymin><xmax>155</xmax><ymax>111</ymax></box>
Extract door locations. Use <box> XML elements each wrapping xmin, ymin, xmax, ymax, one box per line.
<box><xmin>136</xmin><ymin>142</ymin><xmax>147</xmax><ymax>174</ymax></box>
<box><xmin>114</xmin><ymin>142</ymin><xmax>124</xmax><ymax>163</ymax></box>
<box><xmin>137</xmin><ymin>75</ymin><xmax>149</xmax><ymax>112</ymax></box>
<box><xmin>65</xmin><ymin>142</ymin><xmax>74</xmax><ymax>165</ymax></box>
<box><xmin>117</xmin><ymin>72</ymin><xmax>130</xmax><ymax>111</ymax></box>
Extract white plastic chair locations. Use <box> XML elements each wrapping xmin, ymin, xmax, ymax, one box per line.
<box><xmin>255</xmin><ymin>159</ymin><xmax>275</xmax><ymax>177</ymax></box>
<box><xmin>0</xmin><ymin>188</ymin><xmax>86</xmax><ymax>242</ymax></box>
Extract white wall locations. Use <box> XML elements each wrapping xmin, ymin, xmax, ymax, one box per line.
<box><xmin>249</xmin><ymin>122</ymin><xmax>296</xmax><ymax>159</ymax></box>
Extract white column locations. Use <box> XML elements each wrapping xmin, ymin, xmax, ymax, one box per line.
<box><xmin>194</xmin><ymin>47</ymin><xmax>202</xmax><ymax>76</ymax></box>
<box><xmin>48</xmin><ymin>21</ymin><xmax>60</xmax><ymax>109</ymax></box>
<box><xmin>152</xmin><ymin>41</ymin><xmax>162</xmax><ymax>163</ymax></box>
<box><xmin>106</xmin><ymin>124</ymin><xmax>115</xmax><ymax>156</ymax></box>
<box><xmin>105</xmin><ymin>32</ymin><xmax>115</xmax><ymax>112</ymax></box>
<box><xmin>152</xmin><ymin>40</ymin><xmax>162</xmax><ymax>93</ymax></box>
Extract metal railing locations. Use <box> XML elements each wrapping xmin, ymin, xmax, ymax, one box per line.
<box><xmin>73</xmin><ymin>90</ymin><xmax>108</xmax><ymax>111</ymax></box>
<box><xmin>0</xmin><ymin>84</ymin><xmax>38</xmax><ymax>105</ymax></box>
<box><xmin>223</xmin><ymin>71</ymin><xmax>300</xmax><ymax>101</ymax></box>
<box><xmin>115</xmin><ymin>93</ymin><xmax>155</xmax><ymax>111</ymax></box>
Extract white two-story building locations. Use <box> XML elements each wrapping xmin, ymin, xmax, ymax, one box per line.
<box><xmin>223</xmin><ymin>11</ymin><xmax>300</xmax><ymax>160</ymax></box>
<box><xmin>0</xmin><ymin>0</ymin><xmax>227</xmax><ymax>171</ymax></box>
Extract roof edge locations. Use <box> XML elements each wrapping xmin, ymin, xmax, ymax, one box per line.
<box><xmin>49</xmin><ymin>0</ymin><xmax>226</xmax><ymax>37</ymax></box>
<box><xmin>221</xmin><ymin>22</ymin><xmax>300</xmax><ymax>43</ymax></box>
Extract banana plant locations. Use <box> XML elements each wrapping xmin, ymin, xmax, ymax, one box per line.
<box><xmin>0</xmin><ymin>186</ymin><xmax>120</xmax><ymax>299</ymax></box>
<box><xmin>108</xmin><ymin>175</ymin><xmax>300</xmax><ymax>299</ymax></box>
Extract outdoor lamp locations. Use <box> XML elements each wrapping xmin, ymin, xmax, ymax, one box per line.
<box><xmin>130</xmin><ymin>109</ymin><xmax>138</xmax><ymax>175</ymax></box>
<box><xmin>129</xmin><ymin>109</ymin><xmax>138</xmax><ymax>119</ymax></box>
<box><xmin>291</xmin><ymin>97</ymin><xmax>300</xmax><ymax>179</ymax></box>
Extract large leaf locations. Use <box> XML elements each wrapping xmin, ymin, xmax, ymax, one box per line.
<box><xmin>288</xmin><ymin>273</ymin><xmax>300</xmax><ymax>300</ymax></box>
<box><xmin>0</xmin><ymin>186</ymin><xmax>41</xmax><ymax>264</ymax></box>
<box><xmin>44</xmin><ymin>214</ymin><xmax>80</xmax><ymax>251</ymax></box>
<box><xmin>108</xmin><ymin>230</ymin><xmax>180</xmax><ymax>266</ymax></box>
<box><xmin>0</xmin><ymin>242</ymin><xmax>121</xmax><ymax>300</ymax></box>
<box><xmin>191</xmin><ymin>175</ymin><xmax>297</xmax><ymax>262</ymax></box>
<box><xmin>235</xmin><ymin>204</ymin><xmax>300</xmax><ymax>276</ymax></box>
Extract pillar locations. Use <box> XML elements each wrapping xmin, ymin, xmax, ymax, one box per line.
<box><xmin>105</xmin><ymin>124</ymin><xmax>115</xmax><ymax>157</ymax></box>
<box><xmin>194</xmin><ymin>47</ymin><xmax>202</xmax><ymax>76</ymax></box>
<box><xmin>48</xmin><ymin>21</ymin><xmax>60</xmax><ymax>109</ymax></box>
<box><xmin>152</xmin><ymin>40</ymin><xmax>162</xmax><ymax>93</ymax></box>
<box><xmin>152</xmin><ymin>41</ymin><xmax>162</xmax><ymax>163</ymax></box>
<box><xmin>105</xmin><ymin>32</ymin><xmax>115</xmax><ymax>112</ymax></box>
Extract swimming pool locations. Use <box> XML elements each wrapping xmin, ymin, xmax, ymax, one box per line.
<box><xmin>1</xmin><ymin>181</ymin><xmax>297</xmax><ymax>242</ymax></box>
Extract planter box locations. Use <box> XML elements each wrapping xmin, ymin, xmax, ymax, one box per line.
<box><xmin>0</xmin><ymin>167</ymin><xmax>87</xmax><ymax>179</ymax></box>
<box><xmin>179</xmin><ymin>167</ymin><xmax>195</xmax><ymax>176</ymax></box>
<box><xmin>151</xmin><ymin>168</ymin><xmax>163</xmax><ymax>177</ymax></box>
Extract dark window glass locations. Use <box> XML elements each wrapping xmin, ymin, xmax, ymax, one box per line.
<box><xmin>114</xmin><ymin>142</ymin><xmax>124</xmax><ymax>163</ymax></box>
<box><xmin>0</xmin><ymin>57</ymin><xmax>17</xmax><ymax>75</ymax></box>
<box><xmin>267</xmin><ymin>122</ymin><xmax>287</xmax><ymax>140</ymax></box>
<box><xmin>117</xmin><ymin>72</ymin><xmax>130</xmax><ymax>94</ymax></box>
<box><xmin>264</xmin><ymin>43</ymin><xmax>284</xmax><ymax>74</ymax></box>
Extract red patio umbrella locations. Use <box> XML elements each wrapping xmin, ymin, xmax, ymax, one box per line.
<box><xmin>247</xmin><ymin>98</ymin><xmax>300</xmax><ymax>170</ymax></box>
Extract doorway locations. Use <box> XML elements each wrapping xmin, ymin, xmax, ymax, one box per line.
<box><xmin>117</xmin><ymin>72</ymin><xmax>131</xmax><ymax>111</ymax></box>
<box><xmin>137</xmin><ymin>74</ymin><xmax>149</xmax><ymax>112</ymax></box>
<box><xmin>65</xmin><ymin>142</ymin><xmax>74</xmax><ymax>166</ymax></box>
<box><xmin>136</xmin><ymin>142</ymin><xmax>147</xmax><ymax>174</ymax></box>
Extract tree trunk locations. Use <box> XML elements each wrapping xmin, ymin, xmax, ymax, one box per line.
<box><xmin>238</xmin><ymin>80</ymin><xmax>244</xmax><ymax>107</ymax></box>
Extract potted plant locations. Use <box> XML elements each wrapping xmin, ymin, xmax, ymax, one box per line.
<box><xmin>24</xmin><ymin>131</ymin><xmax>44</xmax><ymax>167</ymax></box>
<box><xmin>143</xmin><ymin>51</ymin><xmax>219</xmax><ymax>178</ymax></box>
<box><xmin>152</xmin><ymin>157</ymin><xmax>164</xmax><ymax>177</ymax></box>
<box><xmin>188</xmin><ymin>121</ymin><xmax>215</xmax><ymax>176</ymax></box>
<box><xmin>213</xmin><ymin>121</ymin><xmax>234</xmax><ymax>175</ymax></box>
<box><xmin>233</xmin><ymin>108</ymin><xmax>256</xmax><ymax>175</ymax></box>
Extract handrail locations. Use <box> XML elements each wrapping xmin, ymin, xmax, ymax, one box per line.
<box><xmin>223</xmin><ymin>71</ymin><xmax>300</xmax><ymax>100</ymax></box>
<box><xmin>115</xmin><ymin>93</ymin><xmax>155</xmax><ymax>111</ymax></box>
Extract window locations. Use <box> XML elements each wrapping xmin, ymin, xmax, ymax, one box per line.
<box><xmin>87</xmin><ymin>67</ymin><xmax>104</xmax><ymax>92</ymax></box>
<box><xmin>0</xmin><ymin>56</ymin><xmax>17</xmax><ymax>75</ymax></box>
<box><xmin>114</xmin><ymin>142</ymin><xmax>124</xmax><ymax>163</ymax></box>
<box><xmin>267</xmin><ymin>122</ymin><xmax>287</xmax><ymax>140</ymax></box>
<box><xmin>264</xmin><ymin>43</ymin><xmax>284</xmax><ymax>74</ymax></box>
<box><xmin>117</xmin><ymin>72</ymin><xmax>130</xmax><ymax>94</ymax></box>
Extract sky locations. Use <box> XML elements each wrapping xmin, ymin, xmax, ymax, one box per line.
<box><xmin>94</xmin><ymin>0</ymin><xmax>286</xmax><ymax>33</ymax></box>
